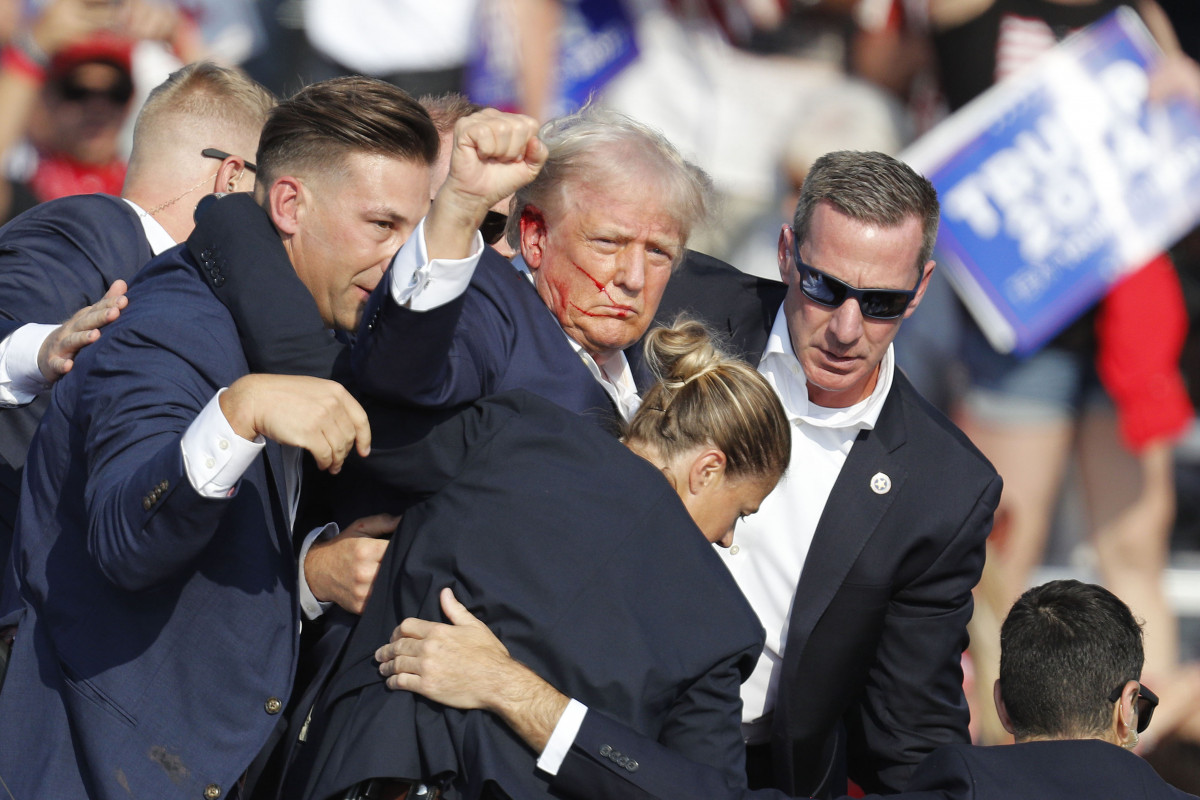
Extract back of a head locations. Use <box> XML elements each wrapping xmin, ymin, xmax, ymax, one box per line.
<box><xmin>256</xmin><ymin>76</ymin><xmax>439</xmax><ymax>190</ymax></box>
<box><xmin>505</xmin><ymin>106</ymin><xmax>713</xmax><ymax>255</ymax></box>
<box><xmin>129</xmin><ymin>61</ymin><xmax>275</xmax><ymax>174</ymax></box>
<box><xmin>627</xmin><ymin>318</ymin><xmax>790</xmax><ymax>485</ymax></box>
<box><xmin>999</xmin><ymin>580</ymin><xmax>1143</xmax><ymax>740</ymax></box>
<box><xmin>792</xmin><ymin>150</ymin><xmax>940</xmax><ymax>277</ymax></box>
<box><xmin>419</xmin><ymin>92</ymin><xmax>484</xmax><ymax>137</ymax></box>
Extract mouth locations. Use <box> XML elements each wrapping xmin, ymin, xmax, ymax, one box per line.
<box><xmin>817</xmin><ymin>348</ymin><xmax>858</xmax><ymax>367</ymax></box>
<box><xmin>570</xmin><ymin>302</ymin><xmax>635</xmax><ymax>319</ymax></box>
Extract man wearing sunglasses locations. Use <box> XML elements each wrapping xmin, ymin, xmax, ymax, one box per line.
<box><xmin>618</xmin><ymin>150</ymin><xmax>1001</xmax><ymax>798</ymax></box>
<box><xmin>383</xmin><ymin>580</ymin><xmax>1193</xmax><ymax>800</ymax></box>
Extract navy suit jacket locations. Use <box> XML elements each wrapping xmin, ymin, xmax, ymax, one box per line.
<box><xmin>353</xmin><ymin>247</ymin><xmax>618</xmax><ymax>427</ymax></box>
<box><xmin>647</xmin><ymin>253</ymin><xmax>1001</xmax><ymax>797</ymax></box>
<box><xmin>555</xmin><ymin>717</ymin><xmax>1196</xmax><ymax>800</ymax></box>
<box><xmin>285</xmin><ymin>391</ymin><xmax>763</xmax><ymax>800</ymax></box>
<box><xmin>0</xmin><ymin>248</ymin><xmax>300</xmax><ymax>800</ymax></box>
<box><xmin>0</xmin><ymin>193</ymin><xmax>152</xmax><ymax>559</ymax></box>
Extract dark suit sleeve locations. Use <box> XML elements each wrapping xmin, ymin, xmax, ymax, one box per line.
<box><xmin>658</xmin><ymin>648</ymin><xmax>754</xmax><ymax>785</ymax></box>
<box><xmin>187</xmin><ymin>192</ymin><xmax>346</xmax><ymax>379</ymax></box>
<box><xmin>555</xmin><ymin>710</ymin><xmax>793</xmax><ymax>800</ymax></box>
<box><xmin>845</xmin><ymin>474</ymin><xmax>1001</xmax><ymax>793</ymax></box>
<box><xmin>352</xmin><ymin>250</ymin><xmax>513</xmax><ymax>408</ymax></box>
<box><xmin>77</xmin><ymin>303</ymin><xmax>242</xmax><ymax>591</ymax></box>
<box><xmin>900</xmin><ymin>746</ymin><xmax>975</xmax><ymax>799</ymax></box>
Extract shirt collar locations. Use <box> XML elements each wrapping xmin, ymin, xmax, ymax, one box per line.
<box><xmin>759</xmin><ymin>306</ymin><xmax>893</xmax><ymax>430</ymax></box>
<box><xmin>124</xmin><ymin>198</ymin><xmax>177</xmax><ymax>255</ymax></box>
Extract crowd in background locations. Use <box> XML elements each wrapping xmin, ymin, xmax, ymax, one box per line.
<box><xmin>1</xmin><ymin>0</ymin><xmax>1200</xmax><ymax>792</ymax></box>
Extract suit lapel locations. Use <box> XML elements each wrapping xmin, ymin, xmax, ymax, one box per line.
<box><xmin>782</xmin><ymin>387</ymin><xmax>908</xmax><ymax>684</ymax></box>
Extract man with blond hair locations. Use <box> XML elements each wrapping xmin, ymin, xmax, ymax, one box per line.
<box><xmin>0</xmin><ymin>61</ymin><xmax>274</xmax><ymax>555</ymax></box>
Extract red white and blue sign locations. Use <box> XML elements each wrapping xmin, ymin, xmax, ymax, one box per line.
<box><xmin>903</xmin><ymin>8</ymin><xmax>1200</xmax><ymax>355</ymax></box>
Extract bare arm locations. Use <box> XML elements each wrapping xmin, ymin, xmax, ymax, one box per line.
<box><xmin>376</xmin><ymin>586</ymin><xmax>570</xmax><ymax>753</ymax></box>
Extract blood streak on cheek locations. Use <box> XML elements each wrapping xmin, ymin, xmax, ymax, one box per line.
<box><xmin>570</xmin><ymin>303</ymin><xmax>600</xmax><ymax>317</ymax></box>
<box><xmin>546</xmin><ymin>276</ymin><xmax>572</xmax><ymax>315</ymax></box>
<box><xmin>574</xmin><ymin>264</ymin><xmax>631</xmax><ymax>316</ymax></box>
<box><xmin>574</xmin><ymin>264</ymin><xmax>605</xmax><ymax>292</ymax></box>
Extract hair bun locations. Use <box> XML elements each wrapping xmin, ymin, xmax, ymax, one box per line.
<box><xmin>643</xmin><ymin>316</ymin><xmax>724</xmax><ymax>387</ymax></box>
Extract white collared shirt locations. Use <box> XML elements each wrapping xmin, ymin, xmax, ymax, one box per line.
<box><xmin>723</xmin><ymin>306</ymin><xmax>895</xmax><ymax>741</ymax></box>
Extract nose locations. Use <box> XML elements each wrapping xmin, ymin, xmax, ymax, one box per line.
<box><xmin>826</xmin><ymin>297</ymin><xmax>865</xmax><ymax>344</ymax></box>
<box><xmin>717</xmin><ymin>528</ymin><xmax>735</xmax><ymax>548</ymax></box>
<box><xmin>613</xmin><ymin>249</ymin><xmax>646</xmax><ymax>293</ymax></box>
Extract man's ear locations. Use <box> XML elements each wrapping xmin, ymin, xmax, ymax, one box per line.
<box><xmin>267</xmin><ymin>177</ymin><xmax>303</xmax><ymax>236</ymax></box>
<box><xmin>519</xmin><ymin>206</ymin><xmax>549</xmax><ymax>269</ymax></box>
<box><xmin>1113</xmin><ymin>680</ymin><xmax>1139</xmax><ymax>745</ymax></box>
<box><xmin>777</xmin><ymin>224</ymin><xmax>795</xmax><ymax>283</ymax></box>
<box><xmin>213</xmin><ymin>156</ymin><xmax>251</xmax><ymax>195</ymax></box>
<box><xmin>993</xmin><ymin>680</ymin><xmax>1016</xmax><ymax>737</ymax></box>
<box><xmin>686</xmin><ymin>448</ymin><xmax>727</xmax><ymax>496</ymax></box>
<box><xmin>902</xmin><ymin>260</ymin><xmax>936</xmax><ymax>319</ymax></box>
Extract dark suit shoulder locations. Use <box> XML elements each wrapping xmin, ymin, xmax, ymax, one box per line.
<box><xmin>913</xmin><ymin>740</ymin><xmax>1199</xmax><ymax>800</ymax></box>
<box><xmin>892</xmin><ymin>371</ymin><xmax>996</xmax><ymax>481</ymax></box>
<box><xmin>0</xmin><ymin>193</ymin><xmax>150</xmax><ymax>323</ymax></box>
<box><xmin>653</xmin><ymin>250</ymin><xmax>786</xmax><ymax>363</ymax></box>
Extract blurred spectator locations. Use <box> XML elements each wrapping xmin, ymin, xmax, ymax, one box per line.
<box><xmin>23</xmin><ymin>34</ymin><xmax>134</xmax><ymax>204</ymax></box>
<box><xmin>0</xmin><ymin>1</ymin><xmax>134</xmax><ymax>220</ymax></box>
<box><xmin>303</xmin><ymin>0</ymin><xmax>476</xmax><ymax>96</ymax></box>
<box><xmin>928</xmin><ymin>0</ymin><xmax>1200</xmax><ymax>744</ymax></box>
<box><xmin>727</xmin><ymin>78</ymin><xmax>910</xmax><ymax>280</ymax></box>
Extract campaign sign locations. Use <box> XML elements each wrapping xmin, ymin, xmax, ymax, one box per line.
<box><xmin>467</xmin><ymin>0</ymin><xmax>638</xmax><ymax>119</ymax></box>
<box><xmin>902</xmin><ymin>8</ymin><xmax>1200</xmax><ymax>355</ymax></box>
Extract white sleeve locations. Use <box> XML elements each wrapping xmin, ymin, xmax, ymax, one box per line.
<box><xmin>297</xmin><ymin>522</ymin><xmax>338</xmax><ymax>620</ymax></box>
<box><xmin>388</xmin><ymin>217</ymin><xmax>484</xmax><ymax>311</ymax></box>
<box><xmin>179</xmin><ymin>389</ymin><xmax>265</xmax><ymax>497</ymax></box>
<box><xmin>0</xmin><ymin>323</ymin><xmax>57</xmax><ymax>406</ymax></box>
<box><xmin>536</xmin><ymin>699</ymin><xmax>590</xmax><ymax>776</ymax></box>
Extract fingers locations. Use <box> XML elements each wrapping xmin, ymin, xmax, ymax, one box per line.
<box><xmin>347</xmin><ymin>513</ymin><xmax>402</xmax><ymax>538</ymax></box>
<box><xmin>440</xmin><ymin>587</ymin><xmax>479</xmax><ymax>627</ymax></box>
<box><xmin>457</xmin><ymin>109</ymin><xmax>541</xmax><ymax>164</ymax></box>
<box><xmin>223</xmin><ymin>375</ymin><xmax>371</xmax><ymax>470</ymax></box>
<box><xmin>102</xmin><ymin>279</ymin><xmax>129</xmax><ymax>301</ymax></box>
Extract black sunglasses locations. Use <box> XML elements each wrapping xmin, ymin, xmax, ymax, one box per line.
<box><xmin>58</xmin><ymin>79</ymin><xmax>133</xmax><ymax>106</ymax></box>
<box><xmin>479</xmin><ymin>210</ymin><xmax>508</xmax><ymax>246</ymax></box>
<box><xmin>201</xmin><ymin>148</ymin><xmax>257</xmax><ymax>174</ymax></box>
<box><xmin>1108</xmin><ymin>682</ymin><xmax>1158</xmax><ymax>733</ymax></box>
<box><xmin>793</xmin><ymin>240</ymin><xmax>920</xmax><ymax>320</ymax></box>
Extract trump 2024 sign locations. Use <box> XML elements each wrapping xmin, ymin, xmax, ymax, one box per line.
<box><xmin>902</xmin><ymin>8</ymin><xmax>1200</xmax><ymax>356</ymax></box>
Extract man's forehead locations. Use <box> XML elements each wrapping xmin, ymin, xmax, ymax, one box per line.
<box><xmin>552</xmin><ymin>180</ymin><xmax>684</xmax><ymax>238</ymax></box>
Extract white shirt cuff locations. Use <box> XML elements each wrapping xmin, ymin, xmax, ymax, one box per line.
<box><xmin>388</xmin><ymin>217</ymin><xmax>483</xmax><ymax>311</ymax></box>
<box><xmin>0</xmin><ymin>323</ymin><xmax>57</xmax><ymax>406</ymax></box>
<box><xmin>180</xmin><ymin>389</ymin><xmax>265</xmax><ymax>497</ymax></box>
<box><xmin>536</xmin><ymin>699</ymin><xmax>589</xmax><ymax>776</ymax></box>
<box><xmin>297</xmin><ymin>522</ymin><xmax>338</xmax><ymax>620</ymax></box>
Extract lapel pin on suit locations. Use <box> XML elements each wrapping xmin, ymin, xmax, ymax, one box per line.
<box><xmin>870</xmin><ymin>472</ymin><xmax>891</xmax><ymax>495</ymax></box>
